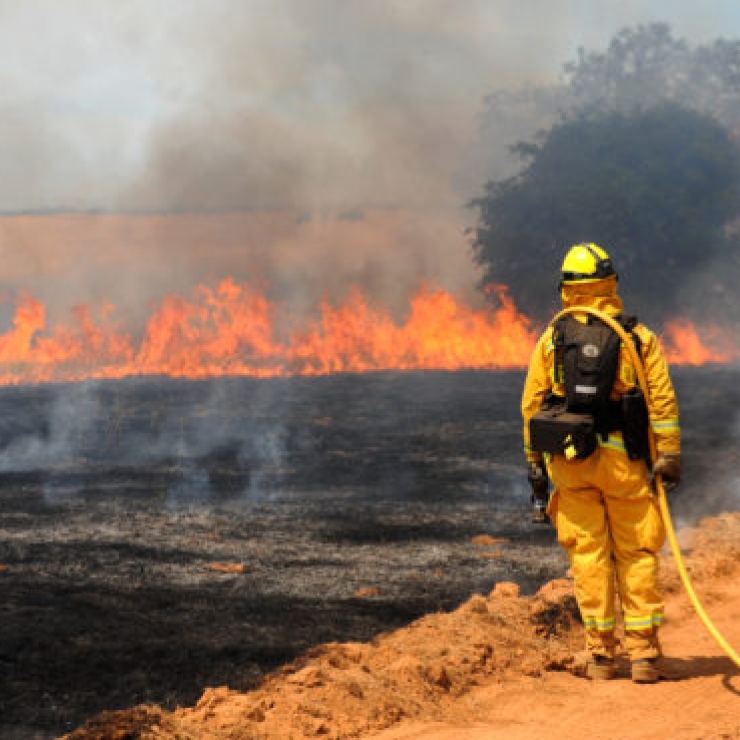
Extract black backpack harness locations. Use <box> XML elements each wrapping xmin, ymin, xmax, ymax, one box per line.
<box><xmin>529</xmin><ymin>313</ymin><xmax>649</xmax><ymax>462</ymax></box>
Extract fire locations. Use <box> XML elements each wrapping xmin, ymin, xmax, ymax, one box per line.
<box><xmin>290</xmin><ymin>284</ymin><xmax>534</xmax><ymax>374</ymax></box>
<box><xmin>0</xmin><ymin>280</ymin><xmax>537</xmax><ymax>385</ymax></box>
<box><xmin>0</xmin><ymin>280</ymin><xmax>733</xmax><ymax>385</ymax></box>
<box><xmin>660</xmin><ymin>319</ymin><xmax>736</xmax><ymax>366</ymax></box>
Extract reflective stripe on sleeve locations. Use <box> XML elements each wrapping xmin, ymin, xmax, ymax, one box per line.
<box><xmin>651</xmin><ymin>418</ymin><xmax>680</xmax><ymax>433</ymax></box>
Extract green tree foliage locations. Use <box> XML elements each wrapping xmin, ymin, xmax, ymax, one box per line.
<box><xmin>471</xmin><ymin>102</ymin><xmax>740</xmax><ymax>323</ymax></box>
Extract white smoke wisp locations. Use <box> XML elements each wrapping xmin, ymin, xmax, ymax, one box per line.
<box><xmin>162</xmin><ymin>379</ymin><xmax>289</xmax><ymax>507</ymax></box>
<box><xmin>0</xmin><ymin>379</ymin><xmax>291</xmax><ymax>508</ymax></box>
<box><xmin>0</xmin><ymin>382</ymin><xmax>101</xmax><ymax>473</ymax></box>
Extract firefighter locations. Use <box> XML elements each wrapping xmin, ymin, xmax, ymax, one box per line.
<box><xmin>522</xmin><ymin>243</ymin><xmax>681</xmax><ymax>683</ymax></box>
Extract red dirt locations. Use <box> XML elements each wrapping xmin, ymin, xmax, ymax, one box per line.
<box><xmin>62</xmin><ymin>513</ymin><xmax>740</xmax><ymax>740</ymax></box>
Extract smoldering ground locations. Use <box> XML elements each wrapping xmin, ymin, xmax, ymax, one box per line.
<box><xmin>0</xmin><ymin>370</ymin><xmax>555</xmax><ymax>738</ymax></box>
<box><xmin>0</xmin><ymin>367</ymin><xmax>736</xmax><ymax>738</ymax></box>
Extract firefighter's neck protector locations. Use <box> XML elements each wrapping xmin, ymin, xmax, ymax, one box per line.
<box><xmin>561</xmin><ymin>243</ymin><xmax>617</xmax><ymax>285</ymax></box>
<box><xmin>560</xmin><ymin>275</ymin><xmax>622</xmax><ymax>316</ymax></box>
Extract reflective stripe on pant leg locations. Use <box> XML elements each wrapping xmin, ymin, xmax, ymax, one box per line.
<box><xmin>624</xmin><ymin>614</ymin><xmax>663</xmax><ymax>630</ymax></box>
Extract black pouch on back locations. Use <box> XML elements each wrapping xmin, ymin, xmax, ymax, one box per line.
<box><xmin>621</xmin><ymin>386</ymin><xmax>650</xmax><ymax>463</ymax></box>
<box><xmin>556</xmin><ymin>315</ymin><xmax>621</xmax><ymax>432</ymax></box>
<box><xmin>529</xmin><ymin>404</ymin><xmax>597</xmax><ymax>460</ymax></box>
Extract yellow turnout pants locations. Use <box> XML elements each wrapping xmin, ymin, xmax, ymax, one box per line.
<box><xmin>547</xmin><ymin>438</ymin><xmax>666</xmax><ymax>661</ymax></box>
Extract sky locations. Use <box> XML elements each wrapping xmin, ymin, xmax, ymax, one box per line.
<box><xmin>0</xmin><ymin>0</ymin><xmax>738</xmax><ymax>320</ymax></box>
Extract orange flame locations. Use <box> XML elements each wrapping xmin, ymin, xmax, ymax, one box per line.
<box><xmin>0</xmin><ymin>280</ymin><xmax>734</xmax><ymax>385</ymax></box>
<box><xmin>290</xmin><ymin>284</ymin><xmax>534</xmax><ymax>375</ymax></box>
<box><xmin>661</xmin><ymin>319</ymin><xmax>736</xmax><ymax>366</ymax></box>
<box><xmin>0</xmin><ymin>280</ymin><xmax>538</xmax><ymax>385</ymax></box>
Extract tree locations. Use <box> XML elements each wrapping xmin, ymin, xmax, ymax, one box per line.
<box><xmin>471</xmin><ymin>102</ymin><xmax>740</xmax><ymax>324</ymax></box>
<box><xmin>562</xmin><ymin>23</ymin><xmax>740</xmax><ymax>126</ymax></box>
<box><xmin>477</xmin><ymin>23</ymin><xmax>740</xmax><ymax>185</ymax></box>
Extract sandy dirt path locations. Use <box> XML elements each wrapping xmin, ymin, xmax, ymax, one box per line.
<box><xmin>370</xmin><ymin>597</ymin><xmax>740</xmax><ymax>740</ymax></box>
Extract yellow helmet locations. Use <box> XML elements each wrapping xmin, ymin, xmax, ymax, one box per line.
<box><xmin>560</xmin><ymin>243</ymin><xmax>616</xmax><ymax>284</ymax></box>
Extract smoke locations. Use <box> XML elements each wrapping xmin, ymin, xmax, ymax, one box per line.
<box><xmin>0</xmin><ymin>382</ymin><xmax>100</xmax><ymax>472</ymax></box>
<box><xmin>119</xmin><ymin>1</ymin><xmax>553</xmax><ymax>215</ymax></box>
<box><xmin>0</xmin><ymin>209</ymin><xmax>482</xmax><ymax>333</ymax></box>
<box><xmin>0</xmin><ymin>1</ymin><xmax>539</xmax><ymax>214</ymax></box>
<box><xmin>0</xmin><ymin>379</ymin><xmax>290</xmax><ymax>506</ymax></box>
<box><xmin>116</xmin><ymin>3</ymin><xmax>740</xmax><ymax>217</ymax></box>
<box><xmin>163</xmin><ymin>379</ymin><xmax>288</xmax><ymax>506</ymax></box>
<box><xmin>0</xmin><ymin>3</ymin><xmax>727</xmax><ymax>219</ymax></box>
<box><xmin>0</xmin><ymin>4</ymin><xmax>735</xmax><ymax>323</ymax></box>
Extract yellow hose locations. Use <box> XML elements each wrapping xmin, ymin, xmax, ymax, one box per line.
<box><xmin>552</xmin><ymin>306</ymin><xmax>740</xmax><ymax>669</ymax></box>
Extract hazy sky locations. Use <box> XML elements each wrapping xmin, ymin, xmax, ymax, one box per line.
<box><xmin>0</xmin><ymin>0</ymin><xmax>738</xmax><ymax>213</ymax></box>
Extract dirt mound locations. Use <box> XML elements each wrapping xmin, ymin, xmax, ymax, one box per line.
<box><xmin>63</xmin><ymin>580</ymin><xmax>580</xmax><ymax>740</ymax></box>
<box><xmin>62</xmin><ymin>513</ymin><xmax>740</xmax><ymax>740</ymax></box>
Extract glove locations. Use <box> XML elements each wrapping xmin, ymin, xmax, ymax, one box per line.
<box><xmin>527</xmin><ymin>462</ymin><xmax>550</xmax><ymax>523</ymax></box>
<box><xmin>652</xmin><ymin>453</ymin><xmax>681</xmax><ymax>491</ymax></box>
<box><xmin>527</xmin><ymin>461</ymin><xmax>549</xmax><ymax>502</ymax></box>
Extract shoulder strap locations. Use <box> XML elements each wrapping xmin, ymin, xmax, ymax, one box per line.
<box><xmin>618</xmin><ymin>315</ymin><xmax>643</xmax><ymax>364</ymax></box>
<box><xmin>552</xmin><ymin>317</ymin><xmax>568</xmax><ymax>385</ymax></box>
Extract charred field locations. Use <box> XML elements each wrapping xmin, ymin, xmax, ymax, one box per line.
<box><xmin>0</xmin><ymin>368</ymin><xmax>737</xmax><ymax>738</ymax></box>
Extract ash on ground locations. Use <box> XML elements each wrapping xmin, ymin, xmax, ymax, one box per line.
<box><xmin>0</xmin><ymin>368</ymin><xmax>734</xmax><ymax>738</ymax></box>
